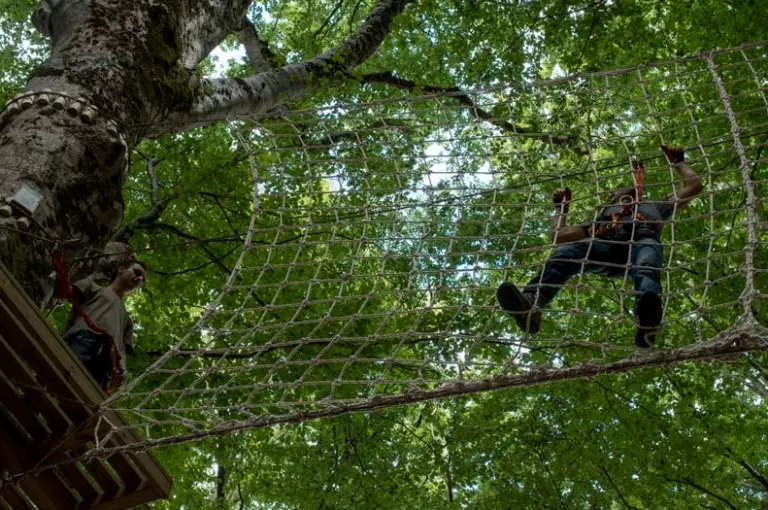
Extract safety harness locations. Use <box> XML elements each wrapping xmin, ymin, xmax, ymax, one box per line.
<box><xmin>588</xmin><ymin>160</ymin><xmax>646</xmax><ymax>238</ymax></box>
<box><xmin>52</xmin><ymin>252</ymin><xmax>123</xmax><ymax>393</ymax></box>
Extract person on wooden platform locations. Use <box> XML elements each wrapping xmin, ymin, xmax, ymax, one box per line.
<box><xmin>62</xmin><ymin>260</ymin><xmax>146</xmax><ymax>391</ymax></box>
<box><xmin>497</xmin><ymin>146</ymin><xmax>703</xmax><ymax>348</ymax></box>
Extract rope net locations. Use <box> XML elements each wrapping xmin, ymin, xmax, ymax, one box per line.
<box><xmin>90</xmin><ymin>44</ymin><xmax>768</xmax><ymax>456</ymax></box>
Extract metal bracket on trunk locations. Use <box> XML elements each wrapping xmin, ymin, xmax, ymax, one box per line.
<box><xmin>0</xmin><ymin>184</ymin><xmax>43</xmax><ymax>231</ymax></box>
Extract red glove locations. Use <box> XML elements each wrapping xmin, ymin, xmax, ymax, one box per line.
<box><xmin>553</xmin><ymin>188</ymin><xmax>572</xmax><ymax>210</ymax></box>
<box><xmin>661</xmin><ymin>145</ymin><xmax>685</xmax><ymax>164</ymax></box>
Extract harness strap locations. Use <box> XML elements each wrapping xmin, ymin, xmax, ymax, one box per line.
<box><xmin>52</xmin><ymin>253</ymin><xmax>123</xmax><ymax>393</ymax></box>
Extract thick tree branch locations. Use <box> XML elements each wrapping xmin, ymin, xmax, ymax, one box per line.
<box><xmin>360</xmin><ymin>71</ymin><xmax>578</xmax><ymax>149</ymax></box>
<box><xmin>163</xmin><ymin>0</ymin><xmax>412</xmax><ymax>133</ymax></box>
<box><xmin>200</xmin><ymin>192</ymin><xmax>241</xmax><ymax>235</ymax></box>
<box><xmin>599</xmin><ymin>465</ymin><xmax>642</xmax><ymax>510</ymax></box>
<box><xmin>286</xmin><ymin>118</ymin><xmax>414</xmax><ymax>148</ymax></box>
<box><xmin>665</xmin><ymin>477</ymin><xmax>738</xmax><ymax>510</ymax></box>
<box><xmin>111</xmin><ymin>156</ymin><xmax>177</xmax><ymax>243</ymax></box>
<box><xmin>724</xmin><ymin>447</ymin><xmax>768</xmax><ymax>493</ymax></box>
<box><xmin>150</xmin><ymin>246</ymin><xmax>239</xmax><ymax>276</ymax></box>
<box><xmin>138</xmin><ymin>194</ymin><xmax>177</xmax><ymax>226</ymax></box>
<box><xmin>738</xmin><ymin>459</ymin><xmax>768</xmax><ymax>493</ymax></box>
<box><xmin>136</xmin><ymin>222</ymin><xmax>234</xmax><ymax>275</ymax></box>
<box><xmin>313</xmin><ymin>0</ymin><xmax>344</xmax><ymax>42</ymax></box>
<box><xmin>142</xmin><ymin>152</ymin><xmax>162</xmax><ymax>204</ymax></box>
<box><xmin>232</xmin><ymin>19</ymin><xmax>295</xmax><ymax>121</ymax></box>
<box><xmin>178</xmin><ymin>0</ymin><xmax>253</xmax><ymax>68</ymax></box>
<box><xmin>32</xmin><ymin>0</ymin><xmax>55</xmax><ymax>38</ymax></box>
<box><xmin>234</xmin><ymin>17</ymin><xmax>282</xmax><ymax>74</ymax></box>
<box><xmin>316</xmin><ymin>0</ymin><xmax>412</xmax><ymax>70</ymax></box>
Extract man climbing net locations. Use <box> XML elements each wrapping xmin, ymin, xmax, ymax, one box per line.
<box><xmin>497</xmin><ymin>146</ymin><xmax>704</xmax><ymax>347</ymax></box>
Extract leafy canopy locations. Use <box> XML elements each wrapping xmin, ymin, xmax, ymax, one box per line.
<box><xmin>1</xmin><ymin>0</ymin><xmax>768</xmax><ymax>508</ymax></box>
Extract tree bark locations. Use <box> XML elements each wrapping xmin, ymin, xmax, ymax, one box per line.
<box><xmin>177</xmin><ymin>0</ymin><xmax>252</xmax><ymax>69</ymax></box>
<box><xmin>235</xmin><ymin>18</ymin><xmax>282</xmax><ymax>74</ymax></box>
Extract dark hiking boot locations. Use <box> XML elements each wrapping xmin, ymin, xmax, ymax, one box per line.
<box><xmin>635</xmin><ymin>291</ymin><xmax>662</xmax><ymax>348</ymax></box>
<box><xmin>497</xmin><ymin>282</ymin><xmax>541</xmax><ymax>334</ymax></box>
<box><xmin>635</xmin><ymin>329</ymin><xmax>657</xmax><ymax>349</ymax></box>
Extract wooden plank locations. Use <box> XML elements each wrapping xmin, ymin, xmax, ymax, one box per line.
<box><xmin>15</xmin><ymin>476</ymin><xmax>72</xmax><ymax>510</ymax></box>
<box><xmin>0</xmin><ymin>396</ymin><xmax>36</xmax><ymax>445</ymax></box>
<box><xmin>0</xmin><ymin>265</ymin><xmax>103</xmax><ymax>415</ymax></box>
<box><xmin>57</xmin><ymin>460</ymin><xmax>105</xmax><ymax>508</ymax></box>
<box><xmin>0</xmin><ymin>433</ymin><xmax>80</xmax><ymax>510</ymax></box>
<box><xmin>0</xmin><ymin>265</ymin><xmax>104</xmax><ymax>401</ymax></box>
<box><xmin>83</xmin><ymin>457</ymin><xmax>124</xmax><ymax>502</ymax></box>
<box><xmin>91</xmin><ymin>487</ymin><xmax>166</xmax><ymax>510</ymax></box>
<box><xmin>63</xmin><ymin>436</ymin><xmax>128</xmax><ymax>503</ymax></box>
<box><xmin>0</xmin><ymin>418</ymin><xmax>103</xmax><ymax>509</ymax></box>
<box><xmin>31</xmin><ymin>415</ymin><xmax>98</xmax><ymax>464</ymax></box>
<box><xmin>23</xmin><ymin>415</ymin><xmax>170</xmax><ymax>505</ymax></box>
<box><xmin>0</xmin><ymin>420</ymin><xmax>88</xmax><ymax>508</ymax></box>
<box><xmin>0</xmin><ymin>484</ymin><xmax>34</xmax><ymax>510</ymax></box>
<box><xmin>0</xmin><ymin>299</ymin><xmax>91</xmax><ymax>423</ymax></box>
<box><xmin>16</xmin><ymin>470</ymin><xmax>82</xmax><ymax>510</ymax></box>
<box><xmin>99</xmin><ymin>410</ymin><xmax>174</xmax><ymax>498</ymax></box>
<box><xmin>0</xmin><ymin>412</ymin><xmax>35</xmax><ymax>472</ymax></box>
<box><xmin>44</xmin><ymin>425</ymin><xmax>169</xmax><ymax>504</ymax></box>
<box><xmin>0</xmin><ymin>333</ymin><xmax>73</xmax><ymax>437</ymax></box>
<box><xmin>0</xmin><ymin>372</ymin><xmax>49</xmax><ymax>442</ymax></box>
<box><xmin>106</xmin><ymin>453</ymin><xmax>147</xmax><ymax>493</ymax></box>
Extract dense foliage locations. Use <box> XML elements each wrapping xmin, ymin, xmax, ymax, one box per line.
<box><xmin>2</xmin><ymin>1</ymin><xmax>768</xmax><ymax>508</ymax></box>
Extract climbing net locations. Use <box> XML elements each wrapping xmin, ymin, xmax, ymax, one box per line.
<box><xmin>95</xmin><ymin>43</ymin><xmax>768</xmax><ymax>455</ymax></box>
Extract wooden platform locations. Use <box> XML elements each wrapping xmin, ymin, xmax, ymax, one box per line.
<box><xmin>0</xmin><ymin>263</ymin><xmax>172</xmax><ymax>509</ymax></box>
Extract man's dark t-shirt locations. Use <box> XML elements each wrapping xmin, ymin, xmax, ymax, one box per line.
<box><xmin>584</xmin><ymin>201</ymin><xmax>676</xmax><ymax>241</ymax></box>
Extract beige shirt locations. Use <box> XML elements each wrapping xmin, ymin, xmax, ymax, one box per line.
<box><xmin>65</xmin><ymin>276</ymin><xmax>133</xmax><ymax>376</ymax></box>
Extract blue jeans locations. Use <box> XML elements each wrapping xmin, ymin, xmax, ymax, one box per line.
<box><xmin>64</xmin><ymin>329</ymin><xmax>112</xmax><ymax>389</ymax></box>
<box><xmin>523</xmin><ymin>237</ymin><xmax>663</xmax><ymax>318</ymax></box>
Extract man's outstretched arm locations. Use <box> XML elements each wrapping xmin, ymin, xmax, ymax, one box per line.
<box><xmin>662</xmin><ymin>146</ymin><xmax>703</xmax><ymax>207</ymax></box>
<box><xmin>550</xmin><ymin>188</ymin><xmax>588</xmax><ymax>244</ymax></box>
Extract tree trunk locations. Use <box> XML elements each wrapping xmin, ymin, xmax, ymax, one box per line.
<box><xmin>0</xmin><ymin>103</ymin><xmax>125</xmax><ymax>303</ymax></box>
